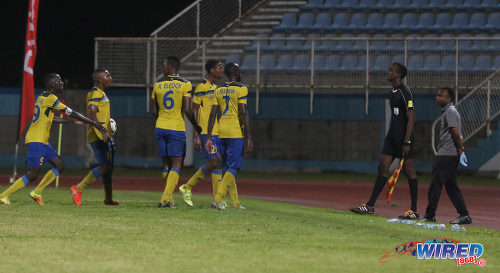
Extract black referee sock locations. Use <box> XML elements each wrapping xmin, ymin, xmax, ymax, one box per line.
<box><xmin>409</xmin><ymin>177</ymin><xmax>418</xmax><ymax>212</ymax></box>
<box><xmin>367</xmin><ymin>174</ymin><xmax>388</xmax><ymax>207</ymax></box>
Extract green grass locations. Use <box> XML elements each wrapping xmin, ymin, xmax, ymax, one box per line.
<box><xmin>0</xmin><ymin>187</ymin><xmax>498</xmax><ymax>272</ymax></box>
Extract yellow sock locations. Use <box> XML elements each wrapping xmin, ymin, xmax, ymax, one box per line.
<box><xmin>77</xmin><ymin>167</ymin><xmax>100</xmax><ymax>191</ymax></box>
<box><xmin>34</xmin><ymin>168</ymin><xmax>59</xmax><ymax>195</ymax></box>
<box><xmin>160</xmin><ymin>168</ymin><xmax>180</xmax><ymax>204</ymax></box>
<box><xmin>161</xmin><ymin>169</ymin><xmax>169</xmax><ymax>185</ymax></box>
<box><xmin>215</xmin><ymin>171</ymin><xmax>236</xmax><ymax>203</ymax></box>
<box><xmin>0</xmin><ymin>176</ymin><xmax>28</xmax><ymax>198</ymax></box>
<box><xmin>185</xmin><ymin>167</ymin><xmax>207</xmax><ymax>190</ymax></box>
<box><xmin>211</xmin><ymin>169</ymin><xmax>222</xmax><ymax>199</ymax></box>
<box><xmin>228</xmin><ymin>175</ymin><xmax>240</xmax><ymax>207</ymax></box>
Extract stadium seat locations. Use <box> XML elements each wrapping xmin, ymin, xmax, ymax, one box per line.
<box><xmin>381</xmin><ymin>13</ymin><xmax>400</xmax><ymax>31</ymax></box>
<box><xmin>422</xmin><ymin>55</ymin><xmax>441</xmax><ymax>72</ymax></box>
<box><xmin>225</xmin><ymin>54</ymin><xmax>241</xmax><ymax>65</ymax></box>
<box><xmin>338</xmin><ymin>0</ymin><xmax>360</xmax><ymax>11</ymax></box>
<box><xmin>273</xmin><ymin>13</ymin><xmax>296</xmax><ymax>31</ymax></box>
<box><xmin>427</xmin><ymin>0</ymin><xmax>446</xmax><ymax>11</ymax></box>
<box><xmin>260</xmin><ymin>54</ymin><xmax>275</xmax><ymax>71</ymax></box>
<box><xmin>363</xmin><ymin>13</ymin><xmax>384</xmax><ymax>31</ymax></box>
<box><xmin>275</xmin><ymin>55</ymin><xmax>293</xmax><ymax>71</ymax></box>
<box><xmin>372</xmin><ymin>55</ymin><xmax>391</xmax><ymax>72</ymax></box>
<box><xmin>347</xmin><ymin>13</ymin><xmax>367</xmax><ymax>31</ymax></box>
<box><xmin>317</xmin><ymin>33</ymin><xmax>337</xmax><ymax>51</ymax></box>
<box><xmin>340</xmin><ymin>55</ymin><xmax>359</xmax><ymax>71</ymax></box>
<box><xmin>370</xmin><ymin>34</ymin><xmax>387</xmax><ymax>50</ymax></box>
<box><xmin>400</xmin><ymin>13</ymin><xmax>418</xmax><ymax>31</ymax></box>
<box><xmin>392</xmin><ymin>0</ymin><xmax>411</xmax><ymax>11</ymax></box>
<box><xmin>304</xmin><ymin>33</ymin><xmax>321</xmax><ymax>50</ymax></box>
<box><xmin>485</xmin><ymin>13</ymin><xmax>500</xmax><ymax>31</ymax></box>
<box><xmin>445</xmin><ymin>0</ymin><xmax>465</xmax><ymax>11</ymax></box>
<box><xmin>407</xmin><ymin>55</ymin><xmax>424</xmax><ymax>71</ymax></box>
<box><xmin>413</xmin><ymin>13</ymin><xmax>434</xmax><ymax>31</ymax></box>
<box><xmin>458</xmin><ymin>33</ymin><xmax>473</xmax><ymax>48</ymax></box>
<box><xmin>406</xmin><ymin>34</ymin><xmax>421</xmax><ymax>50</ymax></box>
<box><xmin>286</xmin><ymin>34</ymin><xmax>305</xmax><ymax>50</ymax></box>
<box><xmin>356</xmin><ymin>55</ymin><xmax>367</xmax><ymax>71</ymax></box>
<box><xmin>450</xmin><ymin>13</ymin><xmax>469</xmax><ymax>31</ymax></box>
<box><xmin>392</xmin><ymin>54</ymin><xmax>405</xmax><ymax>64</ymax></box>
<box><xmin>265</xmin><ymin>34</ymin><xmax>286</xmax><ymax>50</ymax></box>
<box><xmin>336</xmin><ymin>33</ymin><xmax>354</xmax><ymax>50</ymax></box>
<box><xmin>488</xmin><ymin>34</ymin><xmax>500</xmax><ymax>51</ymax></box>
<box><xmin>405</xmin><ymin>0</ymin><xmax>429</xmax><ymax>12</ymax></box>
<box><xmin>322</xmin><ymin>0</ymin><xmax>342</xmax><ymax>9</ymax></box>
<box><xmin>291</xmin><ymin>55</ymin><xmax>310</xmax><ymax>71</ymax></box>
<box><xmin>435</xmin><ymin>34</ymin><xmax>455</xmax><ymax>50</ymax></box>
<box><xmin>480</xmin><ymin>0</ymin><xmax>500</xmax><ymax>11</ymax></box>
<box><xmin>375</xmin><ymin>0</ymin><xmax>395</xmax><ymax>12</ymax></box>
<box><xmin>462</xmin><ymin>0</ymin><xmax>481</xmax><ymax>11</ymax></box>
<box><xmin>419</xmin><ymin>34</ymin><xmax>439</xmax><ymax>50</ymax></box>
<box><xmin>294</xmin><ymin>13</ymin><xmax>315</xmax><ymax>30</ymax></box>
<box><xmin>473</xmin><ymin>55</ymin><xmax>491</xmax><ymax>72</ymax></box>
<box><xmin>301</xmin><ymin>0</ymin><xmax>325</xmax><ymax>10</ymax></box>
<box><xmin>432</xmin><ymin>13</ymin><xmax>452</xmax><ymax>31</ymax></box>
<box><xmin>323</xmin><ymin>55</ymin><xmax>341</xmax><ymax>71</ymax></box>
<box><xmin>312</xmin><ymin>13</ymin><xmax>332</xmax><ymax>30</ymax></box>
<box><xmin>357</xmin><ymin>0</ymin><xmax>377</xmax><ymax>11</ymax></box>
<box><xmin>458</xmin><ymin>55</ymin><xmax>474</xmax><ymax>72</ymax></box>
<box><xmin>314</xmin><ymin>55</ymin><xmax>327</xmax><ymax>71</ymax></box>
<box><xmin>468</xmin><ymin>13</ymin><xmax>487</xmax><ymax>31</ymax></box>
<box><xmin>352</xmin><ymin>34</ymin><xmax>369</xmax><ymax>50</ymax></box>
<box><xmin>241</xmin><ymin>54</ymin><xmax>257</xmax><ymax>71</ymax></box>
<box><xmin>387</xmin><ymin>34</ymin><xmax>404</xmax><ymax>50</ymax></box>
<box><xmin>245</xmin><ymin>33</ymin><xmax>267</xmax><ymax>51</ymax></box>
<box><xmin>472</xmin><ymin>34</ymin><xmax>490</xmax><ymax>50</ymax></box>
<box><xmin>440</xmin><ymin>55</ymin><xmax>456</xmax><ymax>72</ymax></box>
<box><xmin>493</xmin><ymin>55</ymin><xmax>500</xmax><ymax>70</ymax></box>
<box><xmin>329</xmin><ymin>13</ymin><xmax>350</xmax><ymax>31</ymax></box>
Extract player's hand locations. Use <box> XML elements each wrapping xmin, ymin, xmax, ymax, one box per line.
<box><xmin>205</xmin><ymin>138</ymin><xmax>213</xmax><ymax>153</ymax></box>
<box><xmin>195</xmin><ymin>124</ymin><xmax>202</xmax><ymax>135</ymax></box>
<box><xmin>102</xmin><ymin>132</ymin><xmax>111</xmax><ymax>143</ymax></box>
<box><xmin>194</xmin><ymin>136</ymin><xmax>202</xmax><ymax>151</ymax></box>
<box><xmin>73</xmin><ymin>120</ymin><xmax>84</xmax><ymax>125</ymax></box>
<box><xmin>402</xmin><ymin>144</ymin><xmax>410</xmax><ymax>155</ymax></box>
<box><xmin>246</xmin><ymin>138</ymin><xmax>254</xmax><ymax>153</ymax></box>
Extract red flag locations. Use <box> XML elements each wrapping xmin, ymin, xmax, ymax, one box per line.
<box><xmin>18</xmin><ymin>0</ymin><xmax>40</xmax><ymax>140</ymax></box>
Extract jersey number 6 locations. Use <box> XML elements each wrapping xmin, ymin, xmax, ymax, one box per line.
<box><xmin>163</xmin><ymin>91</ymin><xmax>175</xmax><ymax>110</ymax></box>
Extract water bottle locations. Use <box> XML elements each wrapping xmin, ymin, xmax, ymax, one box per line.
<box><xmin>424</xmin><ymin>224</ymin><xmax>435</xmax><ymax>229</ymax></box>
<box><xmin>413</xmin><ymin>222</ymin><xmax>426</xmax><ymax>227</ymax></box>
<box><xmin>387</xmin><ymin>218</ymin><xmax>400</xmax><ymax>223</ymax></box>
<box><xmin>451</xmin><ymin>224</ymin><xmax>466</xmax><ymax>232</ymax></box>
<box><xmin>436</xmin><ymin>224</ymin><xmax>446</xmax><ymax>230</ymax></box>
<box><xmin>402</xmin><ymin>220</ymin><xmax>415</xmax><ymax>225</ymax></box>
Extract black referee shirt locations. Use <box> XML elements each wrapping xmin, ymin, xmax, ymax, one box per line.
<box><xmin>389</xmin><ymin>84</ymin><xmax>414</xmax><ymax>132</ymax></box>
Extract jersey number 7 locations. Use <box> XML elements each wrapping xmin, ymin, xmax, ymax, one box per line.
<box><xmin>222</xmin><ymin>95</ymin><xmax>230</xmax><ymax>115</ymax></box>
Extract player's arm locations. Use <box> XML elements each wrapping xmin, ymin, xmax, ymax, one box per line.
<box><xmin>182</xmin><ymin>96</ymin><xmax>202</xmax><ymax>135</ymax></box>
<box><xmin>450</xmin><ymin>127</ymin><xmax>464</xmax><ymax>154</ymax></box>
<box><xmin>238</xmin><ymin>103</ymin><xmax>253</xmax><ymax>153</ymax></box>
<box><xmin>87</xmin><ymin>104</ymin><xmax>110</xmax><ymax>142</ymax></box>
<box><xmin>192</xmin><ymin>102</ymin><xmax>202</xmax><ymax>150</ymax></box>
<box><xmin>151</xmin><ymin>98</ymin><xmax>159</xmax><ymax>118</ymax></box>
<box><xmin>205</xmin><ymin>104</ymin><xmax>219</xmax><ymax>153</ymax></box>
<box><xmin>53</xmin><ymin>115</ymin><xmax>83</xmax><ymax>124</ymax></box>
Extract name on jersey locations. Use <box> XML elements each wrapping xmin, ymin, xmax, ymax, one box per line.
<box><xmin>159</xmin><ymin>82</ymin><xmax>183</xmax><ymax>90</ymax></box>
<box><xmin>218</xmin><ymin>88</ymin><xmax>236</xmax><ymax>95</ymax></box>
<box><xmin>36</xmin><ymin>97</ymin><xmax>45</xmax><ymax>104</ymax></box>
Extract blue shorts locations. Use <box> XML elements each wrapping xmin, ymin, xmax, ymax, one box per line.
<box><xmin>219</xmin><ymin>138</ymin><xmax>244</xmax><ymax>170</ymax></box>
<box><xmin>90</xmin><ymin>140</ymin><xmax>115</xmax><ymax>166</ymax></box>
<box><xmin>200</xmin><ymin>134</ymin><xmax>221</xmax><ymax>159</ymax></box>
<box><xmin>26</xmin><ymin>142</ymin><xmax>59</xmax><ymax>167</ymax></box>
<box><xmin>155</xmin><ymin>128</ymin><xmax>186</xmax><ymax>157</ymax></box>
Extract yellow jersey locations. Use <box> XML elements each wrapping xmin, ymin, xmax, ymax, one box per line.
<box><xmin>193</xmin><ymin>79</ymin><xmax>218</xmax><ymax>135</ymax></box>
<box><xmin>152</xmin><ymin>75</ymin><xmax>192</xmax><ymax>132</ymax></box>
<box><xmin>211</xmin><ymin>81</ymin><xmax>248</xmax><ymax>138</ymax></box>
<box><xmin>86</xmin><ymin>87</ymin><xmax>112</xmax><ymax>143</ymax></box>
<box><xmin>25</xmin><ymin>91</ymin><xmax>68</xmax><ymax>144</ymax></box>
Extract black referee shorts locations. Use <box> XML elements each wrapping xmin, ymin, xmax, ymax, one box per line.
<box><xmin>381</xmin><ymin>132</ymin><xmax>414</xmax><ymax>159</ymax></box>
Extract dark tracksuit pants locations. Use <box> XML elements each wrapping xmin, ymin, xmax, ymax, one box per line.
<box><xmin>425</xmin><ymin>155</ymin><xmax>469</xmax><ymax>218</ymax></box>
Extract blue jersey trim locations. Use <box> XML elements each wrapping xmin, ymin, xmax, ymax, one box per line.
<box><xmin>201</xmin><ymin>166</ymin><xmax>208</xmax><ymax>175</ymax></box>
<box><xmin>89</xmin><ymin>96</ymin><xmax>108</xmax><ymax>102</ymax></box>
<box><xmin>51</xmin><ymin>168</ymin><xmax>60</xmax><ymax>177</ymax></box>
<box><xmin>22</xmin><ymin>176</ymin><xmax>30</xmax><ymax>185</ymax></box>
<box><xmin>170</xmin><ymin>168</ymin><xmax>181</xmax><ymax>175</ymax></box>
<box><xmin>91</xmin><ymin>167</ymin><xmax>101</xmax><ymax>178</ymax></box>
<box><xmin>212</xmin><ymin>169</ymin><xmax>222</xmax><ymax>175</ymax></box>
<box><xmin>227</xmin><ymin>168</ymin><xmax>238</xmax><ymax>177</ymax></box>
<box><xmin>162</xmin><ymin>169</ymin><xmax>169</xmax><ymax>173</ymax></box>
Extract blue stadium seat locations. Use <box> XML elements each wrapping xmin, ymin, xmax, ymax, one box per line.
<box><xmin>352</xmin><ymin>34</ymin><xmax>369</xmax><ymax>50</ymax></box>
<box><xmin>294</xmin><ymin>13</ymin><xmax>315</xmax><ymax>30</ymax></box>
<box><xmin>408</xmin><ymin>55</ymin><xmax>424</xmax><ymax>71</ymax></box>
<box><xmin>347</xmin><ymin>13</ymin><xmax>367</xmax><ymax>31</ymax></box>
<box><xmin>304</xmin><ymin>33</ymin><xmax>321</xmax><ymax>50</ymax></box>
<box><xmin>485</xmin><ymin>13</ymin><xmax>500</xmax><ymax>31</ymax></box>
<box><xmin>264</xmin><ymin>34</ymin><xmax>286</xmax><ymax>50</ymax></box>
<box><xmin>301</xmin><ymin>0</ymin><xmax>325</xmax><ymax>10</ymax></box>
<box><xmin>406</xmin><ymin>34</ymin><xmax>421</xmax><ymax>50</ymax></box>
<box><xmin>260</xmin><ymin>54</ymin><xmax>275</xmax><ymax>71</ymax></box>
<box><xmin>357</xmin><ymin>0</ymin><xmax>377</xmax><ymax>11</ymax></box>
<box><xmin>286</xmin><ymin>34</ymin><xmax>305</xmax><ymax>50</ymax></box>
<box><xmin>291</xmin><ymin>55</ymin><xmax>310</xmax><ymax>71</ymax></box>
<box><xmin>329</xmin><ymin>13</ymin><xmax>350</xmax><ymax>31</ymax></box>
<box><xmin>472</xmin><ymin>34</ymin><xmax>490</xmax><ymax>50</ymax></box>
<box><xmin>314</xmin><ymin>55</ymin><xmax>327</xmax><ymax>71</ymax></box>
<box><xmin>427</xmin><ymin>0</ymin><xmax>446</xmax><ymax>11</ymax></box>
<box><xmin>370</xmin><ymin>34</ymin><xmax>387</xmax><ymax>50</ymax></box>
<box><xmin>422</xmin><ymin>55</ymin><xmax>441</xmax><ymax>72</ymax></box>
<box><xmin>392</xmin><ymin>54</ymin><xmax>404</xmax><ymax>64</ymax></box>
<box><xmin>273</xmin><ymin>13</ymin><xmax>296</xmax><ymax>31</ymax></box>
<box><xmin>440</xmin><ymin>55</ymin><xmax>456</xmax><ymax>72</ymax></box>
<box><xmin>363</xmin><ymin>13</ymin><xmax>384</xmax><ymax>31</ymax></box>
<box><xmin>493</xmin><ymin>55</ymin><xmax>500</xmax><ymax>70</ymax></box>
<box><xmin>450</xmin><ymin>13</ymin><xmax>469</xmax><ymax>31</ymax></box>
<box><xmin>276</xmin><ymin>55</ymin><xmax>293</xmax><ymax>71</ymax></box>
<box><xmin>400</xmin><ymin>13</ymin><xmax>418</xmax><ymax>31</ymax></box>
<box><xmin>356</xmin><ymin>55</ymin><xmax>367</xmax><ymax>71</ymax></box>
<box><xmin>392</xmin><ymin>0</ymin><xmax>411</xmax><ymax>11</ymax></box>
<box><xmin>245</xmin><ymin>33</ymin><xmax>267</xmax><ymax>51</ymax></box>
<box><xmin>445</xmin><ymin>0</ymin><xmax>465</xmax><ymax>11</ymax></box>
<box><xmin>432</xmin><ymin>13</ymin><xmax>452</xmax><ymax>31</ymax></box>
<box><xmin>405</xmin><ymin>0</ymin><xmax>429</xmax><ymax>11</ymax></box>
<box><xmin>387</xmin><ymin>34</ymin><xmax>404</xmax><ymax>50</ymax></box>
<box><xmin>480</xmin><ymin>0</ymin><xmax>500</xmax><ymax>11</ymax></box>
<box><xmin>381</xmin><ymin>13</ymin><xmax>400</xmax><ymax>31</ymax></box>
<box><xmin>323</xmin><ymin>55</ymin><xmax>341</xmax><ymax>71</ymax></box>
<box><xmin>336</xmin><ymin>34</ymin><xmax>354</xmax><ymax>50</ymax></box>
<box><xmin>468</xmin><ymin>13</ymin><xmax>487</xmax><ymax>31</ymax></box>
<box><xmin>321</xmin><ymin>0</ymin><xmax>342</xmax><ymax>9</ymax></box>
<box><xmin>413</xmin><ymin>13</ymin><xmax>434</xmax><ymax>31</ymax></box>
<box><xmin>488</xmin><ymin>34</ymin><xmax>500</xmax><ymax>51</ymax></box>
<box><xmin>312</xmin><ymin>13</ymin><xmax>332</xmax><ymax>30</ymax></box>
<box><xmin>318</xmin><ymin>33</ymin><xmax>337</xmax><ymax>51</ymax></box>
<box><xmin>225</xmin><ymin>54</ymin><xmax>241</xmax><ymax>65</ymax></box>
<box><xmin>372</xmin><ymin>55</ymin><xmax>391</xmax><ymax>71</ymax></box>
<box><xmin>338</xmin><ymin>0</ymin><xmax>360</xmax><ymax>10</ymax></box>
<box><xmin>375</xmin><ymin>0</ymin><xmax>395</xmax><ymax>12</ymax></box>
<box><xmin>340</xmin><ymin>55</ymin><xmax>359</xmax><ymax>71</ymax></box>
<box><xmin>419</xmin><ymin>34</ymin><xmax>439</xmax><ymax>50</ymax></box>
<box><xmin>473</xmin><ymin>55</ymin><xmax>491</xmax><ymax>72</ymax></box>
<box><xmin>458</xmin><ymin>34</ymin><xmax>473</xmax><ymax>48</ymax></box>
<box><xmin>435</xmin><ymin>34</ymin><xmax>455</xmax><ymax>50</ymax></box>
<box><xmin>241</xmin><ymin>54</ymin><xmax>257</xmax><ymax>71</ymax></box>
<box><xmin>458</xmin><ymin>55</ymin><xmax>474</xmax><ymax>72</ymax></box>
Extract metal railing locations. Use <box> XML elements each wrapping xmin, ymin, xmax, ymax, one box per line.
<box><xmin>431</xmin><ymin>70</ymin><xmax>500</xmax><ymax>155</ymax></box>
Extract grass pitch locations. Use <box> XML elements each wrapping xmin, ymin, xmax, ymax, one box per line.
<box><xmin>0</xmin><ymin>187</ymin><xmax>498</xmax><ymax>273</ymax></box>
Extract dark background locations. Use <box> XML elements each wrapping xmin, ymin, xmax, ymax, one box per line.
<box><xmin>1</xmin><ymin>0</ymin><xmax>194</xmax><ymax>89</ymax></box>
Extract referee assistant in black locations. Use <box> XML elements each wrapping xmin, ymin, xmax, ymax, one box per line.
<box><xmin>423</xmin><ymin>87</ymin><xmax>471</xmax><ymax>225</ymax></box>
<box><xmin>351</xmin><ymin>63</ymin><xmax>419</xmax><ymax>219</ymax></box>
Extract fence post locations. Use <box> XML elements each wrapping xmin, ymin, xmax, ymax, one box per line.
<box><xmin>365</xmin><ymin>38</ymin><xmax>370</xmax><ymax>116</ymax></box>
<box><xmin>404</xmin><ymin>38</ymin><xmax>407</xmax><ymax>85</ymax></box>
<box><xmin>153</xmin><ymin>35</ymin><xmax>157</xmax><ymax>83</ymax></box>
<box><xmin>202</xmin><ymin>42</ymin><xmax>206</xmax><ymax>77</ymax></box>
<box><xmin>146</xmin><ymin>40</ymin><xmax>151</xmax><ymax>112</ymax></box>
<box><xmin>196</xmin><ymin>2</ymin><xmax>200</xmax><ymax>48</ymax></box>
<box><xmin>310</xmin><ymin>40</ymin><xmax>315</xmax><ymax>115</ymax></box>
<box><xmin>487</xmin><ymin>79</ymin><xmax>492</xmax><ymax>136</ymax></box>
<box><xmin>94</xmin><ymin>40</ymin><xmax>98</xmax><ymax>70</ymax></box>
<box><xmin>455</xmin><ymin>39</ymin><xmax>459</xmax><ymax>102</ymax></box>
<box><xmin>238</xmin><ymin>0</ymin><xmax>242</xmax><ymax>22</ymax></box>
<box><xmin>256</xmin><ymin>40</ymin><xmax>260</xmax><ymax>114</ymax></box>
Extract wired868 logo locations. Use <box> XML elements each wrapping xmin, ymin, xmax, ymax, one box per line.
<box><xmin>379</xmin><ymin>238</ymin><xmax>486</xmax><ymax>267</ymax></box>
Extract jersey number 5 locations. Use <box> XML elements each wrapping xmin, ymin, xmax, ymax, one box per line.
<box><xmin>163</xmin><ymin>91</ymin><xmax>175</xmax><ymax>110</ymax></box>
<box><xmin>33</xmin><ymin>105</ymin><xmax>41</xmax><ymax>123</ymax></box>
